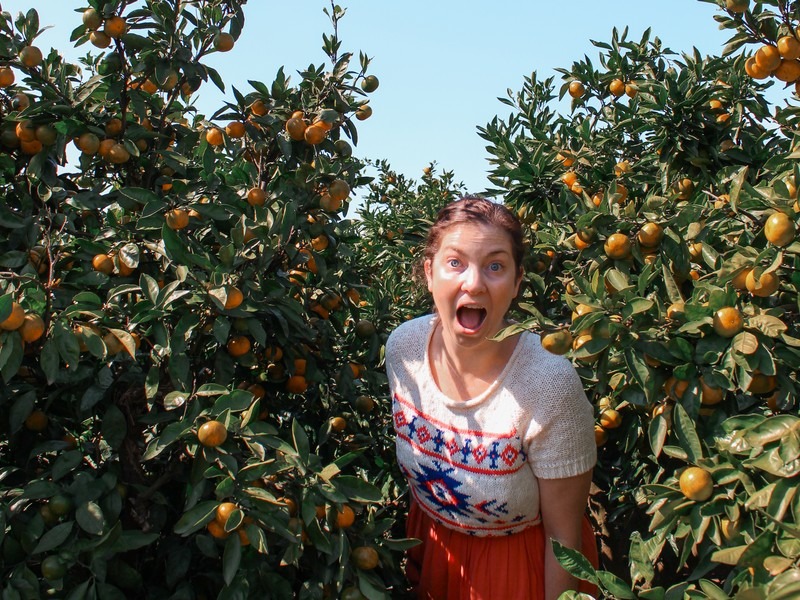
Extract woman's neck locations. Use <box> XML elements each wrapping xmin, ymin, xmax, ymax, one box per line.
<box><xmin>429</xmin><ymin>319</ymin><xmax>517</xmax><ymax>400</ymax></box>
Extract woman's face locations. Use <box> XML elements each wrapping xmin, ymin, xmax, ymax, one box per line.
<box><xmin>424</xmin><ymin>222</ymin><xmax>522</xmax><ymax>348</ymax></box>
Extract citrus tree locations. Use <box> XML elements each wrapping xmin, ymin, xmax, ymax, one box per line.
<box><xmin>0</xmin><ymin>2</ymin><xmax>413</xmax><ymax>598</ymax></box>
<box><xmin>475</xmin><ymin>0</ymin><xmax>800</xmax><ymax>597</ymax></box>
<box><xmin>352</xmin><ymin>160</ymin><xmax>464</xmax><ymax>327</ymax></box>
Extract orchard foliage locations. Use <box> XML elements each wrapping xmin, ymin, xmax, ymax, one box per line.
<box><xmin>0</xmin><ymin>1</ymin><xmax>412</xmax><ymax>599</ymax></box>
<box><xmin>477</xmin><ymin>0</ymin><xmax>800</xmax><ymax>598</ymax></box>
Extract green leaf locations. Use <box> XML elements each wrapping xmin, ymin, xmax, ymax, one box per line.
<box><xmin>551</xmin><ymin>539</ymin><xmax>598</xmax><ymax>584</ymax></box>
<box><xmin>673</xmin><ymin>403</ymin><xmax>703</xmax><ymax>463</ymax></box>
<box><xmin>292</xmin><ymin>419</ymin><xmax>310</xmax><ymax>464</ymax></box>
<box><xmin>222</xmin><ymin>534</ymin><xmax>242</xmax><ymax>586</ymax></box>
<box><xmin>333</xmin><ymin>476</ymin><xmax>383</xmax><ymax>502</ymax></box>
<box><xmin>76</xmin><ymin>501</ymin><xmax>106</xmax><ymax>535</ymax></box>
<box><xmin>597</xmin><ymin>571</ymin><xmax>637</xmax><ymax>599</ymax></box>
<box><xmin>102</xmin><ymin>405</ymin><xmax>127</xmax><ymax>450</ymax></box>
<box><xmin>174</xmin><ymin>501</ymin><xmax>218</xmax><ymax>535</ymax></box>
<box><xmin>32</xmin><ymin>522</ymin><xmax>73</xmax><ymax>554</ymax></box>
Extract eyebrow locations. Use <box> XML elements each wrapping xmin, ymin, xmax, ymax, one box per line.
<box><xmin>440</xmin><ymin>245</ymin><xmax>511</xmax><ymax>258</ymax></box>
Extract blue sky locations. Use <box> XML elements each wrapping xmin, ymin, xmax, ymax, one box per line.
<box><xmin>3</xmin><ymin>1</ymin><xmax>781</xmax><ymax>197</ymax></box>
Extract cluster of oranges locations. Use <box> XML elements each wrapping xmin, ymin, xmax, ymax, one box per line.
<box><xmin>0</xmin><ymin>301</ymin><xmax>45</xmax><ymax>343</ymax></box>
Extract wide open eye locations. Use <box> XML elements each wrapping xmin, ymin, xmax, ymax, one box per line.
<box><xmin>448</xmin><ymin>258</ymin><xmax>460</xmax><ymax>268</ymax></box>
<box><xmin>489</xmin><ymin>262</ymin><xmax>503</xmax><ymax>272</ymax></box>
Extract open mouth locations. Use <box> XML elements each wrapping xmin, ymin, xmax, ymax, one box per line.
<box><xmin>456</xmin><ymin>306</ymin><xmax>487</xmax><ymax>331</ymax></box>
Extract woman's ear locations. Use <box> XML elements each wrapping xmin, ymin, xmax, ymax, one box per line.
<box><xmin>424</xmin><ymin>259</ymin><xmax>433</xmax><ymax>292</ymax></box>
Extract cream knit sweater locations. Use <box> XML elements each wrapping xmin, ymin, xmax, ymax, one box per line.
<box><xmin>386</xmin><ymin>315</ymin><xmax>596</xmax><ymax>537</ymax></box>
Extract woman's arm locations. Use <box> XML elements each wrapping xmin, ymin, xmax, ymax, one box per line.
<box><xmin>538</xmin><ymin>469</ymin><xmax>593</xmax><ymax>600</ymax></box>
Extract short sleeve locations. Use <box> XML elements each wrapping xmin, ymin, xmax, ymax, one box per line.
<box><xmin>524</xmin><ymin>360</ymin><xmax>596</xmax><ymax>480</ymax></box>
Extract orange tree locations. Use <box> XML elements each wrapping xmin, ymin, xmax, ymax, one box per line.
<box><xmin>351</xmin><ymin>160</ymin><xmax>464</xmax><ymax>327</ymax></box>
<box><xmin>0</xmin><ymin>2</ymin><xmax>413</xmax><ymax>598</ymax></box>
<box><xmin>476</xmin><ymin>1</ymin><xmax>799</xmax><ymax>597</ymax></box>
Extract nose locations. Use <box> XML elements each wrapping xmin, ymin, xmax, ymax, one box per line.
<box><xmin>460</xmin><ymin>265</ymin><xmax>486</xmax><ymax>294</ymax></box>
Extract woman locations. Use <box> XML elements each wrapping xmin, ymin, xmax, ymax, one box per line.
<box><xmin>386</xmin><ymin>196</ymin><xmax>597</xmax><ymax>600</ymax></box>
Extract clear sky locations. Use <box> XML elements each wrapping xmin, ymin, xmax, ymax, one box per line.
<box><xmin>2</xmin><ymin>1</ymin><xmax>785</xmax><ymax>198</ymax></box>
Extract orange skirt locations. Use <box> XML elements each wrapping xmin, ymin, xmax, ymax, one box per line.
<box><xmin>405</xmin><ymin>501</ymin><xmax>598</xmax><ymax>600</ymax></box>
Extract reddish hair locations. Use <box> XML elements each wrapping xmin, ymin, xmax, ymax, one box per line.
<box><xmin>417</xmin><ymin>195</ymin><xmax>524</xmax><ymax>282</ymax></box>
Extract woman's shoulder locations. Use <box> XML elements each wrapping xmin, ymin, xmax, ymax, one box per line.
<box><xmin>511</xmin><ymin>330</ymin><xmax>588</xmax><ymax>403</ymax></box>
<box><xmin>386</xmin><ymin>314</ymin><xmax>435</xmax><ymax>360</ymax></box>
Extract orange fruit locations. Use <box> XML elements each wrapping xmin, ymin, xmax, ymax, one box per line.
<box><xmin>82</xmin><ymin>7</ymin><xmax>102</xmax><ymax>29</ymax></box>
<box><xmin>92</xmin><ymin>253</ymin><xmax>114</xmax><ymax>275</ymax></box>
<box><xmin>293</xmin><ymin>358</ymin><xmax>307</xmax><ymax>375</ymax></box>
<box><xmin>335</xmin><ymin>505</ymin><xmax>355</xmax><ymax>529</ymax></box>
<box><xmin>225</xmin><ymin>121</ymin><xmax>245</xmax><ymax>138</ymax></box>
<box><xmin>748</xmin><ymin>372</ymin><xmax>777</xmax><ymax>395</ymax></box>
<box><xmin>778</xmin><ymin>35</ymin><xmax>800</xmax><ymax>60</ymax></box>
<box><xmin>625</xmin><ymin>83</ymin><xmax>638</xmax><ymax>98</ymax></box>
<box><xmin>89</xmin><ymin>30</ymin><xmax>111</xmax><ymax>49</ymax></box>
<box><xmin>561</xmin><ymin>171</ymin><xmax>578</xmax><ymax>187</ymax></box>
<box><xmin>98</xmin><ymin>138</ymin><xmax>116</xmax><ymax>158</ymax></box>
<box><xmin>104</xmin><ymin>16</ymin><xmax>127</xmax><ymax>38</ymax></box>
<box><xmin>745</xmin><ymin>269</ymin><xmax>779</xmax><ymax>297</ymax></box>
<box><xmin>328</xmin><ymin>179</ymin><xmax>350</xmax><ymax>202</ymax></box>
<box><xmin>285</xmin><ymin>374</ymin><xmax>308</xmax><ymax>394</ymax></box>
<box><xmin>15</xmin><ymin>120</ymin><xmax>36</xmax><ymax>142</ymax></box>
<box><xmin>165</xmin><ymin>208</ymin><xmax>189</xmax><ymax>230</ymax></box>
<box><xmin>556</xmin><ymin>152</ymin><xmax>575</xmax><ymax>167</ymax></box>
<box><xmin>224</xmin><ymin>286</ymin><xmax>244</xmax><ymax>310</ymax></box>
<box><xmin>700</xmin><ymin>378</ymin><xmax>725</xmax><ymax>406</ymax></box>
<box><xmin>599</xmin><ymin>409</ymin><xmax>622</xmax><ymax>429</ymax></box>
<box><xmin>205</xmin><ymin>128</ymin><xmax>224</xmax><ymax>146</ymax></box>
<box><xmin>246</xmin><ymin>187</ymin><xmax>266</xmax><ymax>206</ymax></box>
<box><xmin>304</xmin><ymin>124</ymin><xmax>326</xmax><ymax>145</ymax></box>
<box><xmin>107</xmin><ymin>143</ymin><xmax>130</xmax><ymax>164</ymax></box>
<box><xmin>713</xmin><ymin>307</ymin><xmax>744</xmax><ymax>338</ymax></box>
<box><xmin>198</xmin><ymin>420</ymin><xmax>227</xmax><ymax>448</ymax></box>
<box><xmin>227</xmin><ymin>336</ymin><xmax>251</xmax><ymax>357</ymax></box>
<box><xmin>76</xmin><ymin>132</ymin><xmax>100</xmax><ymax>155</ymax></box>
<box><xmin>637</xmin><ymin>222</ymin><xmax>664</xmax><ymax>248</ymax></box>
<box><xmin>568</xmin><ymin>81</ymin><xmax>585</xmax><ymax>98</ymax></box>
<box><xmin>360</xmin><ymin>75</ymin><xmax>380</xmax><ymax>93</ymax></box>
<box><xmin>594</xmin><ymin>425</ymin><xmax>608</xmax><ymax>446</ymax></box>
<box><xmin>572</xmin><ymin>334</ymin><xmax>599</xmax><ymax>363</ymax></box>
<box><xmin>540</xmin><ymin>330</ymin><xmax>573</xmax><ymax>355</ymax></box>
<box><xmin>614</xmin><ymin>160</ymin><xmax>632</xmax><ymax>176</ymax></box>
<box><xmin>725</xmin><ymin>0</ymin><xmax>749</xmax><ymax>12</ymax></box>
<box><xmin>675</xmin><ymin>178</ymin><xmax>694</xmax><ymax>200</ymax></box>
<box><xmin>319</xmin><ymin>193</ymin><xmax>342</xmax><ymax>213</ymax></box>
<box><xmin>19</xmin><ymin>46</ymin><xmax>43</xmax><ymax>68</ymax></box>
<box><xmin>744</xmin><ymin>56</ymin><xmax>770</xmax><ymax>79</ymax></box>
<box><xmin>763</xmin><ymin>212</ymin><xmax>796</xmax><ymax>247</ymax></box>
<box><xmin>213</xmin><ymin>32</ymin><xmax>235</xmax><ymax>52</ymax></box>
<box><xmin>248</xmin><ymin>383</ymin><xmax>266</xmax><ymax>400</ymax></box>
<box><xmin>250</xmin><ymin>99</ymin><xmax>268</xmax><ymax>117</ymax></box>
<box><xmin>207</xmin><ymin>520</ymin><xmax>230</xmax><ymax>539</ymax></box>
<box><xmin>612</xmin><ymin>182</ymin><xmax>628</xmax><ymax>204</ymax></box>
<box><xmin>774</xmin><ymin>59</ymin><xmax>800</xmax><ymax>82</ymax></box>
<box><xmin>19</xmin><ymin>313</ymin><xmax>45</xmax><ymax>342</ymax></box>
<box><xmin>355</xmin><ymin>104</ymin><xmax>372</xmax><ymax>120</ymax></box>
<box><xmin>0</xmin><ymin>67</ymin><xmax>15</xmax><ymax>87</ymax></box>
<box><xmin>24</xmin><ymin>408</ymin><xmax>49</xmax><ymax>432</ymax></box>
<box><xmin>679</xmin><ymin>466</ymin><xmax>713</xmax><ymax>501</ymax></box>
<box><xmin>330</xmin><ymin>416</ymin><xmax>347</xmax><ymax>432</ymax></box>
<box><xmin>0</xmin><ymin>301</ymin><xmax>25</xmax><ymax>331</ymax></box>
<box><xmin>311</xmin><ymin>235</ymin><xmax>329</xmax><ymax>252</ymax></box>
<box><xmin>731</xmin><ymin>268</ymin><xmax>751</xmax><ymax>290</ymax></box>
<box><xmin>215</xmin><ymin>502</ymin><xmax>237</xmax><ymax>525</ymax></box>
<box><xmin>608</xmin><ymin>78</ymin><xmax>625</xmax><ymax>97</ymax></box>
<box><xmin>40</xmin><ymin>555</ymin><xmax>66</xmax><ymax>580</ymax></box>
<box><xmin>755</xmin><ymin>44</ymin><xmax>781</xmax><ymax>72</ymax></box>
<box><xmin>604</xmin><ymin>233</ymin><xmax>632</xmax><ymax>260</ymax></box>
<box><xmin>351</xmin><ymin>546</ymin><xmax>379</xmax><ymax>570</ymax></box>
<box><xmin>285</xmin><ymin>117</ymin><xmax>307</xmax><ymax>141</ymax></box>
